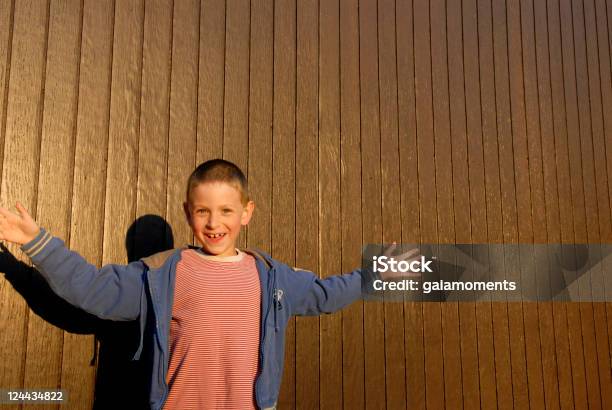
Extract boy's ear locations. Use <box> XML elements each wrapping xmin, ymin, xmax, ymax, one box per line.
<box><xmin>241</xmin><ymin>201</ymin><xmax>255</xmax><ymax>226</ymax></box>
<box><xmin>183</xmin><ymin>202</ymin><xmax>192</xmax><ymax>224</ymax></box>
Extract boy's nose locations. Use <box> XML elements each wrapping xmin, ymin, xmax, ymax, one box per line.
<box><xmin>206</xmin><ymin>213</ymin><xmax>220</xmax><ymax>228</ymax></box>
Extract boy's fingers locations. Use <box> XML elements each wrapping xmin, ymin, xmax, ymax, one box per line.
<box><xmin>15</xmin><ymin>202</ymin><xmax>30</xmax><ymax>219</ymax></box>
<box><xmin>382</xmin><ymin>244</ymin><xmax>421</xmax><ymax>260</ymax></box>
<box><xmin>397</xmin><ymin>248</ymin><xmax>420</xmax><ymax>260</ymax></box>
<box><xmin>382</xmin><ymin>242</ymin><xmax>397</xmax><ymax>257</ymax></box>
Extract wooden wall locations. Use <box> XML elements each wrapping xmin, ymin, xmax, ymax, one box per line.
<box><xmin>0</xmin><ymin>0</ymin><xmax>611</xmax><ymax>408</ymax></box>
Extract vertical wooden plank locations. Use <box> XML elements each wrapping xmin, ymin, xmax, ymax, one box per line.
<box><xmin>492</xmin><ymin>0</ymin><xmax>518</xmax><ymax>246</ymax></box>
<box><xmin>609</xmin><ymin>1</ymin><xmax>612</xmax><ymax>62</ymax></box>
<box><xmin>547</xmin><ymin>1</ymin><xmax>578</xmax><ymax>408</ymax></box>
<box><xmin>0</xmin><ymin>0</ymin><xmax>13</xmax><ymax>168</ymax></box>
<box><xmin>340</xmin><ymin>0</ymin><xmax>365</xmax><ymax>408</ymax></box>
<box><xmin>533</xmin><ymin>0</ymin><xmax>564</xmax><ymax>408</ymax></box>
<box><xmin>377</xmin><ymin>0</ymin><xmax>406</xmax><ymax>408</ymax></box>
<box><xmin>95</xmin><ymin>0</ymin><xmax>144</xmax><ymax>406</ymax></box>
<box><xmin>0</xmin><ymin>7</ymin><xmax>8</xmax><ymax>387</ymax></box>
<box><xmin>464</xmin><ymin>0</ymin><xmax>488</xmax><ymax>248</ymax></box>
<box><xmin>247</xmin><ymin>0</ymin><xmax>276</xmax><ymax>400</ymax></box>
<box><xmin>224</xmin><ymin>0</ymin><xmax>250</xmax><ymax>251</ymax></box>
<box><xmin>132</xmin><ymin>11</ymin><xmax>172</xmax><ymax>405</ymax></box>
<box><xmin>167</xmin><ymin>0</ymin><xmax>199</xmax><ymax>247</ymax></box>
<box><xmin>414</xmin><ymin>0</ymin><xmax>446</xmax><ymax>409</ymax></box>
<box><xmin>359</xmin><ymin>0</ymin><xmax>385</xmax><ymax>407</ymax></box>
<box><xmin>295</xmin><ymin>0</ymin><xmax>319</xmax><ymax>408</ymax></box>
<box><xmin>448</xmin><ymin>0</ymin><xmax>478</xmax><ymax>408</ymax></box>
<box><xmin>594</xmin><ymin>0</ymin><xmax>612</xmax><ymax>388</ymax></box>
<box><xmin>519</xmin><ymin>0</ymin><xmax>549</xmax><ymax>408</ymax></box>
<box><xmin>137</xmin><ymin>0</ymin><xmax>172</xmax><ymax>226</ymax></box>
<box><xmin>593</xmin><ymin>0</ymin><xmax>612</xmax><ymax>234</ymax></box>
<box><xmin>589</xmin><ymin>0</ymin><xmax>612</xmax><ymax>389</ymax></box>
<box><xmin>478</xmin><ymin>1</ymin><xmax>503</xmax><ymax>245</ymax></box>
<box><xmin>132</xmin><ymin>5</ymin><xmax>173</xmax><ymax>404</ymax></box>
<box><xmin>490</xmin><ymin>1</ymin><xmax>518</xmax><ymax>409</ymax></box>
<box><xmin>22</xmin><ymin>0</ymin><xmax>81</xmax><ymax>400</ymax></box>
<box><xmin>478</xmin><ymin>0</ymin><xmax>511</xmax><ymax>408</ymax></box>
<box><xmin>247</xmin><ymin>0</ymin><xmax>273</xmax><ymax>252</ymax></box>
<box><xmin>506</xmin><ymin>1</ymin><xmax>531</xmax><ymax>407</ymax></box>
<box><xmin>571</xmin><ymin>0</ymin><xmax>604</xmax><ymax>407</ymax></box>
<box><xmin>582</xmin><ymin>0</ymin><xmax>612</xmax><ymax>407</ymax></box>
<box><xmin>413</xmin><ymin>0</ymin><xmax>436</xmax><ymax>242</ymax></box>
<box><xmin>558</xmin><ymin>0</ymin><xmax>590</xmax><ymax>406</ymax></box>
<box><xmin>584</xmin><ymin>1</ymin><xmax>612</xmax><ymax>242</ymax></box>
<box><xmin>197</xmin><ymin>0</ymin><xmax>225</xmax><ymax>163</ymax></box>
<box><xmin>397</xmin><ymin>1</ymin><xmax>426</xmax><ymax>409</ymax></box>
<box><xmin>103</xmin><ymin>0</ymin><xmax>143</xmax><ymax>267</ymax></box>
<box><xmin>272</xmin><ymin>0</ymin><xmax>296</xmax><ymax>407</ymax></box>
<box><xmin>464</xmin><ymin>0</ymin><xmax>497</xmax><ymax>407</ymax></box>
<box><xmin>319</xmin><ymin>1</ymin><xmax>342</xmax><ymax>408</ymax></box>
<box><xmin>223</xmin><ymin>0</ymin><xmax>249</xmax><ymax>178</ymax></box>
<box><xmin>0</xmin><ymin>0</ymin><xmax>48</xmax><ymax>396</ymax></box>
<box><xmin>430</xmin><ymin>1</ymin><xmax>462</xmax><ymax>409</ymax></box>
<box><xmin>63</xmin><ymin>0</ymin><xmax>113</xmax><ymax>407</ymax></box>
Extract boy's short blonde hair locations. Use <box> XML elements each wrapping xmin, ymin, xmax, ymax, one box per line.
<box><xmin>186</xmin><ymin>159</ymin><xmax>249</xmax><ymax>205</ymax></box>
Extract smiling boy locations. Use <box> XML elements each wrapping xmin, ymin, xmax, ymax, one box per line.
<box><xmin>0</xmin><ymin>159</ymin><xmax>418</xmax><ymax>410</ymax></box>
<box><xmin>183</xmin><ymin>163</ymin><xmax>254</xmax><ymax>257</ymax></box>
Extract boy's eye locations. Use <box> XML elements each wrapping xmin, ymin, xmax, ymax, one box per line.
<box><xmin>222</xmin><ymin>209</ymin><xmax>232</xmax><ymax>214</ymax></box>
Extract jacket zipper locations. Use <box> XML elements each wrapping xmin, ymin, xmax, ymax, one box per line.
<box><xmin>159</xmin><ymin>257</ymin><xmax>179</xmax><ymax>409</ymax></box>
<box><xmin>147</xmin><ymin>258</ymin><xmax>177</xmax><ymax>410</ymax></box>
<box><xmin>255</xmin><ymin>265</ymin><xmax>275</xmax><ymax>405</ymax></box>
<box><xmin>146</xmin><ymin>273</ymin><xmax>166</xmax><ymax>410</ymax></box>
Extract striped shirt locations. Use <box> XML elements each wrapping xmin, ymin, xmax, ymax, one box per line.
<box><xmin>162</xmin><ymin>249</ymin><xmax>261</xmax><ymax>410</ymax></box>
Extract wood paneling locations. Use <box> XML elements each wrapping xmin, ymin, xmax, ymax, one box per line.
<box><xmin>23</xmin><ymin>2</ymin><xmax>80</xmax><ymax>409</ymax></box>
<box><xmin>295</xmin><ymin>1</ymin><xmax>319</xmax><ymax>407</ymax></box>
<box><xmin>272</xmin><ymin>0</ymin><xmax>296</xmax><ymax>407</ymax></box>
<box><xmin>167</xmin><ymin>0</ymin><xmax>199</xmax><ymax>248</ymax></box>
<box><xmin>0</xmin><ymin>1</ymin><xmax>49</xmax><ymax>408</ymax></box>
<box><xmin>397</xmin><ymin>0</ymin><xmax>427</xmax><ymax>407</ymax></box>
<box><xmin>559</xmin><ymin>0</ymin><xmax>591</xmax><ymax>406</ymax></box>
<box><xmin>223</xmin><ymin>0</ymin><xmax>249</xmax><ymax>184</ymax></box>
<box><xmin>246</xmin><ymin>0</ymin><xmax>272</xmax><ymax>253</ymax></box>
<box><xmin>319</xmin><ymin>1</ymin><xmax>342</xmax><ymax>407</ymax></box>
<box><xmin>378</xmin><ymin>0</ymin><xmax>406</xmax><ymax>407</ymax></box>
<box><xmin>0</xmin><ymin>1</ymin><xmax>610</xmax><ymax>409</ymax></box>
<box><xmin>197</xmin><ymin>0</ymin><xmax>225</xmax><ymax>164</ymax></box>
<box><xmin>359</xmin><ymin>0</ymin><xmax>385</xmax><ymax>408</ymax></box>
<box><xmin>63</xmin><ymin>0</ymin><xmax>113</xmax><ymax>406</ymax></box>
<box><xmin>548</xmin><ymin>0</ymin><xmax>577</xmax><ymax>407</ymax></box>
<box><xmin>137</xmin><ymin>0</ymin><xmax>172</xmax><ymax>224</ymax></box>
<box><xmin>340</xmin><ymin>1</ymin><xmax>365</xmax><ymax>408</ymax></box>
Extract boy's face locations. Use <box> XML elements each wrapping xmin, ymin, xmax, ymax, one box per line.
<box><xmin>184</xmin><ymin>182</ymin><xmax>254</xmax><ymax>257</ymax></box>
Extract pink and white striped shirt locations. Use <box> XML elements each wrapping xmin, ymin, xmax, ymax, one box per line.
<box><xmin>162</xmin><ymin>249</ymin><xmax>261</xmax><ymax>410</ymax></box>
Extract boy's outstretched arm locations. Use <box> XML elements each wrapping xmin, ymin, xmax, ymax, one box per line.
<box><xmin>0</xmin><ymin>203</ymin><xmax>143</xmax><ymax>321</ymax></box>
<box><xmin>289</xmin><ymin>244</ymin><xmax>420</xmax><ymax>316</ymax></box>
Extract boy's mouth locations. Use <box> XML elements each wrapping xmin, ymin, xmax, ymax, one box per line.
<box><xmin>205</xmin><ymin>233</ymin><xmax>226</xmax><ymax>239</ymax></box>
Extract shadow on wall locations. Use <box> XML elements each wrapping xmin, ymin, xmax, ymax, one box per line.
<box><xmin>0</xmin><ymin>214</ymin><xmax>174</xmax><ymax>410</ymax></box>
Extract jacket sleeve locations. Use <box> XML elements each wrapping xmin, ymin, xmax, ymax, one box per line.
<box><xmin>287</xmin><ymin>265</ymin><xmax>378</xmax><ymax>316</ymax></box>
<box><xmin>20</xmin><ymin>228</ymin><xmax>144</xmax><ymax>321</ymax></box>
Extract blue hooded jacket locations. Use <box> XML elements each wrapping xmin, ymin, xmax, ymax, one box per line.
<box><xmin>21</xmin><ymin>228</ymin><xmax>372</xmax><ymax>409</ymax></box>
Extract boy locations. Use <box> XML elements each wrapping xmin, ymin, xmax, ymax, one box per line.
<box><xmin>0</xmin><ymin>159</ymin><xmax>417</xmax><ymax>410</ymax></box>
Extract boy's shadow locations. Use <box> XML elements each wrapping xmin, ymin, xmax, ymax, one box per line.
<box><xmin>0</xmin><ymin>215</ymin><xmax>174</xmax><ymax>410</ymax></box>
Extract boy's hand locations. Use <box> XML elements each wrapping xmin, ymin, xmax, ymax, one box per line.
<box><xmin>377</xmin><ymin>242</ymin><xmax>423</xmax><ymax>280</ymax></box>
<box><xmin>0</xmin><ymin>202</ymin><xmax>40</xmax><ymax>245</ymax></box>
